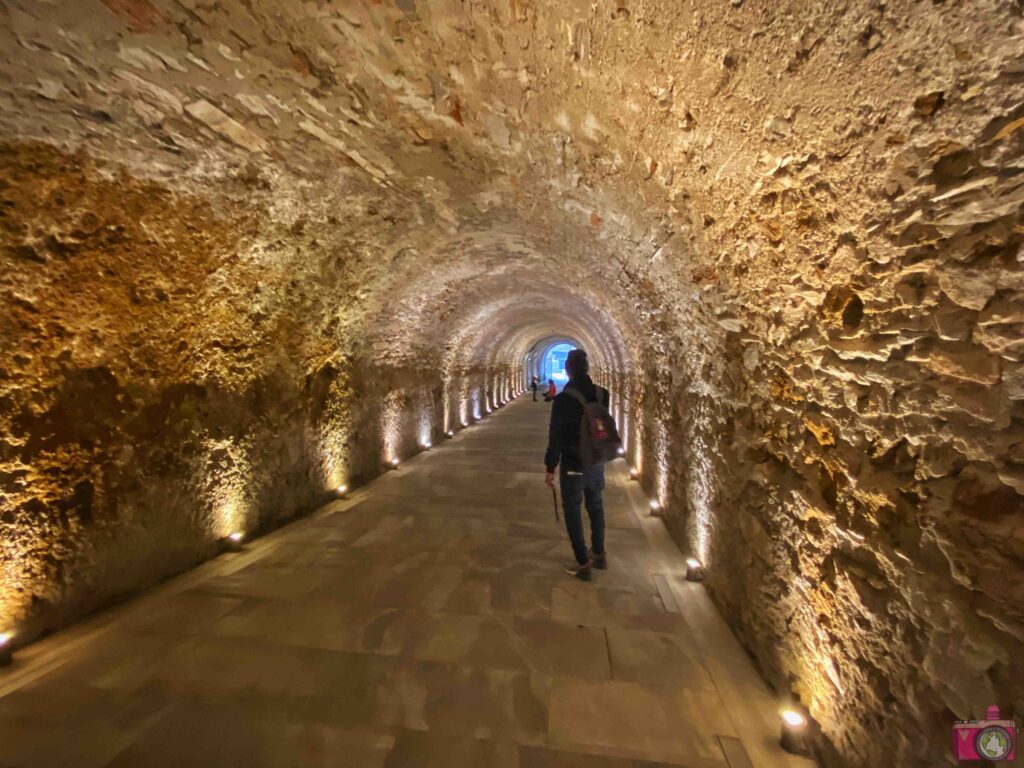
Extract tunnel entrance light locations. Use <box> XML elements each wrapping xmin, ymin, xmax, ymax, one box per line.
<box><xmin>780</xmin><ymin>709</ymin><xmax>809</xmax><ymax>755</ymax></box>
<box><xmin>0</xmin><ymin>631</ymin><xmax>13</xmax><ymax>666</ymax></box>
<box><xmin>685</xmin><ymin>558</ymin><xmax>704</xmax><ymax>582</ymax></box>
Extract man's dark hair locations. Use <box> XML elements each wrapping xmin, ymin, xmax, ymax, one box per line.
<box><xmin>565</xmin><ymin>349</ymin><xmax>589</xmax><ymax>377</ymax></box>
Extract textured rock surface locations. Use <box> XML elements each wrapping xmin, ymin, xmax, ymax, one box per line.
<box><xmin>1</xmin><ymin>1</ymin><xmax>1022</xmax><ymax>766</ymax></box>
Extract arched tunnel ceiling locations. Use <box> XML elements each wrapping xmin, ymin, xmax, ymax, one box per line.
<box><xmin>371</xmin><ymin>272</ymin><xmax>631</xmax><ymax>373</ymax></box>
<box><xmin>2</xmin><ymin>3</ymin><xmax>1024</xmax><ymax>768</ymax></box>
<box><xmin>0</xmin><ymin>0</ymin><xmax>738</xmax><ymax>385</ymax></box>
<box><xmin>6</xmin><ymin>0</ymin><xmax>1008</xmax><ymax>402</ymax></box>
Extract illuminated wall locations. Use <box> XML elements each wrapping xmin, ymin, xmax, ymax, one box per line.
<box><xmin>1</xmin><ymin>4</ymin><xmax>1021</xmax><ymax>768</ymax></box>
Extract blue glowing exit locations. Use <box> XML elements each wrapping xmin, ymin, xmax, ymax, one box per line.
<box><xmin>542</xmin><ymin>343</ymin><xmax>576</xmax><ymax>384</ymax></box>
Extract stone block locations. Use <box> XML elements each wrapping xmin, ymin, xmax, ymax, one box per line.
<box><xmin>908</xmin><ymin>343</ymin><xmax>1001</xmax><ymax>386</ymax></box>
<box><xmin>185</xmin><ymin>99</ymin><xmax>268</xmax><ymax>152</ymax></box>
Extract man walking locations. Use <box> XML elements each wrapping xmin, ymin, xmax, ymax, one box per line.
<box><xmin>544</xmin><ymin>349</ymin><xmax>609</xmax><ymax>580</ymax></box>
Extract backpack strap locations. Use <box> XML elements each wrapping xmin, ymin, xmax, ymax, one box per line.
<box><xmin>565</xmin><ymin>386</ymin><xmax>609</xmax><ymax>405</ymax></box>
<box><xmin>564</xmin><ymin>388</ymin><xmax>587</xmax><ymax>406</ymax></box>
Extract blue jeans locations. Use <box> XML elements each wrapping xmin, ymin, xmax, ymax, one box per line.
<box><xmin>560</xmin><ymin>465</ymin><xmax>605</xmax><ymax>565</ymax></box>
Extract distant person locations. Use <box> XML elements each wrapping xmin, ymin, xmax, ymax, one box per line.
<box><xmin>543</xmin><ymin>379</ymin><xmax>557</xmax><ymax>401</ymax></box>
<box><xmin>544</xmin><ymin>349</ymin><xmax>621</xmax><ymax>580</ymax></box>
<box><xmin>531</xmin><ymin>376</ymin><xmax>539</xmax><ymax>401</ymax></box>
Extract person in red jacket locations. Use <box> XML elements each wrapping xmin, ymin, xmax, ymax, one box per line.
<box><xmin>543</xmin><ymin>379</ymin><xmax>557</xmax><ymax>401</ymax></box>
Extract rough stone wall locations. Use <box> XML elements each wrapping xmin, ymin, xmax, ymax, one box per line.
<box><xmin>0</xmin><ymin>141</ymin><xmax>521</xmax><ymax>638</ymax></box>
<box><xmin>1</xmin><ymin>1</ymin><xmax>1023</xmax><ymax>766</ymax></box>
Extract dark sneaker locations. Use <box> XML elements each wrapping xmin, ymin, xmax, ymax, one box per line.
<box><xmin>562</xmin><ymin>560</ymin><xmax>593</xmax><ymax>581</ymax></box>
<box><xmin>589</xmin><ymin>550</ymin><xmax>607</xmax><ymax>570</ymax></box>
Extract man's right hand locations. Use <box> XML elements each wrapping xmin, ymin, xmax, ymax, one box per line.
<box><xmin>545</xmin><ymin>471</ymin><xmax>555</xmax><ymax>488</ymax></box>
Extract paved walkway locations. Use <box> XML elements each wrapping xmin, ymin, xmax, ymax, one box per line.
<box><xmin>0</xmin><ymin>397</ymin><xmax>816</xmax><ymax>768</ymax></box>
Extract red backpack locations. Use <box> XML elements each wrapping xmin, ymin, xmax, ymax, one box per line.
<box><xmin>565</xmin><ymin>387</ymin><xmax>622</xmax><ymax>465</ymax></box>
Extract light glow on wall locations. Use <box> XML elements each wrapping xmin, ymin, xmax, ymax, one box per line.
<box><xmin>0</xmin><ymin>630</ymin><xmax>12</xmax><ymax>665</ymax></box>
<box><xmin>631</xmin><ymin>407</ymin><xmax>644</xmax><ymax>476</ymax></box>
<box><xmin>417</xmin><ymin>398</ymin><xmax>434</xmax><ymax>450</ymax></box>
<box><xmin>685</xmin><ymin>402</ymin><xmax>715</xmax><ymax>563</ymax></box>
<box><xmin>316</xmin><ymin>388</ymin><xmax>353</xmax><ymax>493</ymax></box>
<box><xmin>381</xmin><ymin>390</ymin><xmax>403</xmax><ymax>465</ymax></box>
<box><xmin>442</xmin><ymin>373</ymin><xmax>454</xmax><ymax>434</ymax></box>
<box><xmin>458</xmin><ymin>378</ymin><xmax>471</xmax><ymax>427</ymax></box>
<box><xmin>323</xmin><ymin>456</ymin><xmax>351</xmax><ymax>498</ymax></box>
<box><xmin>0</xmin><ymin>540</ymin><xmax>29</xmax><ymax>640</ymax></box>
<box><xmin>217</xmin><ymin>499</ymin><xmax>245</xmax><ymax>539</ymax></box>
<box><xmin>655</xmin><ymin>419</ymin><xmax>670</xmax><ymax>513</ymax></box>
<box><xmin>786</xmin><ymin>578</ymin><xmax>846</xmax><ymax>726</ymax></box>
<box><xmin>201</xmin><ymin>437</ymin><xmax>253</xmax><ymax>540</ymax></box>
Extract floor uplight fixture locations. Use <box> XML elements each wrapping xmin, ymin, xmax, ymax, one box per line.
<box><xmin>225</xmin><ymin>531</ymin><xmax>245</xmax><ymax>552</ymax></box>
<box><xmin>0</xmin><ymin>632</ymin><xmax>13</xmax><ymax>667</ymax></box>
<box><xmin>685</xmin><ymin>557</ymin><xmax>704</xmax><ymax>582</ymax></box>
<box><xmin>336</xmin><ymin>484</ymin><xmax>348</xmax><ymax>497</ymax></box>
<box><xmin>446</xmin><ymin>430</ymin><xmax>454</xmax><ymax>438</ymax></box>
<box><xmin>648</xmin><ymin>499</ymin><xmax>662</xmax><ymax>516</ymax></box>
<box><xmin>629</xmin><ymin>468</ymin><xmax>639</xmax><ymax>481</ymax></box>
<box><xmin>617</xmin><ymin>446</ymin><xmax>626</xmax><ymax>456</ymax></box>
<box><xmin>780</xmin><ymin>709</ymin><xmax>809</xmax><ymax>755</ymax></box>
<box><xmin>388</xmin><ymin>458</ymin><xmax>400</xmax><ymax>469</ymax></box>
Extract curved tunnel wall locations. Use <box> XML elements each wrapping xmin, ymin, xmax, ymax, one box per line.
<box><xmin>1</xmin><ymin>2</ymin><xmax>1023</xmax><ymax>767</ymax></box>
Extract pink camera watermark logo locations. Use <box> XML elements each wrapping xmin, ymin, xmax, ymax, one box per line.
<box><xmin>953</xmin><ymin>705</ymin><xmax>1020</xmax><ymax>763</ymax></box>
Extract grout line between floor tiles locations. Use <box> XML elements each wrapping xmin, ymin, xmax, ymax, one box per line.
<box><xmin>602</xmin><ymin>626</ymin><xmax>615</xmax><ymax>681</ymax></box>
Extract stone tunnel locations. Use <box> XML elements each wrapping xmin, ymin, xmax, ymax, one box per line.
<box><xmin>1</xmin><ymin>1</ymin><xmax>1023</xmax><ymax>766</ymax></box>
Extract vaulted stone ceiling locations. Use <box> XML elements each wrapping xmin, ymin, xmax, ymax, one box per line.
<box><xmin>2</xmin><ymin>1</ymin><xmax>1023</xmax><ymax>766</ymax></box>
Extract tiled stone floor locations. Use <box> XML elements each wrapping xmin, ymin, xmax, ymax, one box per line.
<box><xmin>0</xmin><ymin>397</ymin><xmax>817</xmax><ymax>768</ymax></box>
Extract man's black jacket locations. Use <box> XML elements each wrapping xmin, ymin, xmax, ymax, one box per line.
<box><xmin>544</xmin><ymin>374</ymin><xmax>610</xmax><ymax>472</ymax></box>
